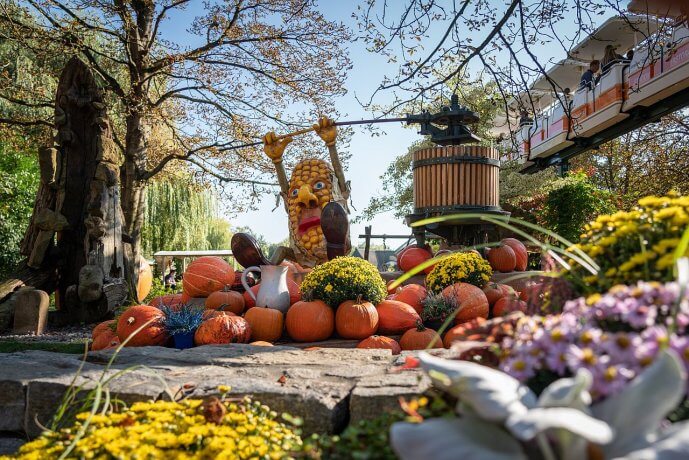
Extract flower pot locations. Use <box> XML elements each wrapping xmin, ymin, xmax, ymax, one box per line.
<box><xmin>173</xmin><ymin>331</ymin><xmax>195</xmax><ymax>350</ymax></box>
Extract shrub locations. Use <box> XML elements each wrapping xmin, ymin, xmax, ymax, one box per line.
<box><xmin>566</xmin><ymin>192</ymin><xmax>689</xmax><ymax>292</ymax></box>
<box><xmin>300</xmin><ymin>256</ymin><xmax>387</xmax><ymax>308</ymax></box>
<box><xmin>425</xmin><ymin>252</ymin><xmax>492</xmax><ymax>294</ymax></box>
<box><xmin>10</xmin><ymin>396</ymin><xmax>309</xmax><ymax>459</ymax></box>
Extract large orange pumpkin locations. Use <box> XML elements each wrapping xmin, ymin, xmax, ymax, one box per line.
<box><xmin>335</xmin><ymin>298</ymin><xmax>379</xmax><ymax>339</ymax></box>
<box><xmin>136</xmin><ymin>257</ymin><xmax>153</xmax><ymax>303</ymax></box>
<box><xmin>493</xmin><ymin>297</ymin><xmax>527</xmax><ymax>317</ymax></box>
<box><xmin>149</xmin><ymin>294</ymin><xmax>184</xmax><ymax>310</ymax></box>
<box><xmin>183</xmin><ymin>256</ymin><xmax>235</xmax><ymax>298</ymax></box>
<box><xmin>391</xmin><ymin>284</ymin><xmax>427</xmax><ymax>315</ymax></box>
<box><xmin>441</xmin><ymin>283</ymin><xmax>489</xmax><ymax>323</ymax></box>
<box><xmin>194</xmin><ymin>315</ymin><xmax>251</xmax><ymax>345</ymax></box>
<box><xmin>399</xmin><ymin>321</ymin><xmax>443</xmax><ymax>350</ymax></box>
<box><xmin>357</xmin><ymin>335</ymin><xmax>401</xmax><ymax>355</ymax></box>
<box><xmin>92</xmin><ymin>319</ymin><xmax>115</xmax><ymax>339</ymax></box>
<box><xmin>285</xmin><ymin>300</ymin><xmax>334</xmax><ymax>342</ymax></box>
<box><xmin>397</xmin><ymin>246</ymin><xmax>433</xmax><ymax>272</ymax></box>
<box><xmin>501</xmin><ymin>238</ymin><xmax>528</xmax><ymax>271</ymax></box>
<box><xmin>206</xmin><ymin>289</ymin><xmax>245</xmax><ymax>314</ymax></box>
<box><xmin>376</xmin><ymin>299</ymin><xmax>420</xmax><ymax>335</ymax></box>
<box><xmin>244</xmin><ymin>306</ymin><xmax>284</xmax><ymax>342</ymax></box>
<box><xmin>92</xmin><ymin>330</ymin><xmax>120</xmax><ymax>350</ymax></box>
<box><xmin>116</xmin><ymin>305</ymin><xmax>168</xmax><ymax>347</ymax></box>
<box><xmin>486</xmin><ymin>244</ymin><xmax>516</xmax><ymax>273</ymax></box>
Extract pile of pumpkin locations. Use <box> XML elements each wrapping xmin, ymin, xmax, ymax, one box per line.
<box><xmin>90</xmin><ymin>254</ymin><xmax>537</xmax><ymax>354</ymax></box>
<box><xmin>397</xmin><ymin>237</ymin><xmax>530</xmax><ymax>273</ymax></box>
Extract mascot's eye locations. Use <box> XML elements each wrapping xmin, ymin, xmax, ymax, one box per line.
<box><xmin>313</xmin><ymin>181</ymin><xmax>325</xmax><ymax>190</ymax></box>
<box><xmin>290</xmin><ymin>188</ymin><xmax>299</xmax><ymax>197</ymax></box>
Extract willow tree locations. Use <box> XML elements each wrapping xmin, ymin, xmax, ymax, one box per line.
<box><xmin>0</xmin><ymin>0</ymin><xmax>351</xmax><ymax>270</ymax></box>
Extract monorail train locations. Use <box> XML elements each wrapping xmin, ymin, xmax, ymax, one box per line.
<box><xmin>507</xmin><ymin>0</ymin><xmax>689</xmax><ymax>168</ymax></box>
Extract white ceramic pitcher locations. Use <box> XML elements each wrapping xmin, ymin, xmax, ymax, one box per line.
<box><xmin>240</xmin><ymin>265</ymin><xmax>291</xmax><ymax>313</ymax></box>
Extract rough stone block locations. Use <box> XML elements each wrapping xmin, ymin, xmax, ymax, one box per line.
<box><xmin>349</xmin><ymin>372</ymin><xmax>431</xmax><ymax>424</ymax></box>
<box><xmin>12</xmin><ymin>288</ymin><xmax>49</xmax><ymax>335</ymax></box>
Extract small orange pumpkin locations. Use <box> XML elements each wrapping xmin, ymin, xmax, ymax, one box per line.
<box><xmin>397</xmin><ymin>246</ymin><xmax>433</xmax><ymax>272</ymax></box>
<box><xmin>92</xmin><ymin>319</ymin><xmax>115</xmax><ymax>339</ymax></box>
<box><xmin>493</xmin><ymin>297</ymin><xmax>527</xmax><ymax>317</ymax></box>
<box><xmin>183</xmin><ymin>256</ymin><xmax>235</xmax><ymax>298</ymax></box>
<box><xmin>92</xmin><ymin>329</ymin><xmax>120</xmax><ymax>350</ymax></box>
<box><xmin>482</xmin><ymin>283</ymin><xmax>503</xmax><ymax>307</ymax></box>
<box><xmin>501</xmin><ymin>238</ymin><xmax>528</xmax><ymax>271</ymax></box>
<box><xmin>441</xmin><ymin>283</ymin><xmax>489</xmax><ymax>323</ymax></box>
<box><xmin>194</xmin><ymin>315</ymin><xmax>251</xmax><ymax>345</ymax></box>
<box><xmin>357</xmin><ymin>335</ymin><xmax>401</xmax><ymax>355</ymax></box>
<box><xmin>443</xmin><ymin>317</ymin><xmax>488</xmax><ymax>347</ymax></box>
<box><xmin>149</xmin><ymin>294</ymin><xmax>184</xmax><ymax>310</ymax></box>
<box><xmin>250</xmin><ymin>341</ymin><xmax>274</xmax><ymax>346</ymax></box>
<box><xmin>391</xmin><ymin>284</ymin><xmax>427</xmax><ymax>314</ymax></box>
<box><xmin>285</xmin><ymin>300</ymin><xmax>334</xmax><ymax>342</ymax></box>
<box><xmin>376</xmin><ymin>299</ymin><xmax>421</xmax><ymax>335</ymax></box>
<box><xmin>399</xmin><ymin>321</ymin><xmax>443</xmax><ymax>350</ymax></box>
<box><xmin>116</xmin><ymin>305</ymin><xmax>168</xmax><ymax>347</ymax></box>
<box><xmin>335</xmin><ymin>298</ymin><xmax>379</xmax><ymax>339</ymax></box>
<box><xmin>206</xmin><ymin>289</ymin><xmax>245</xmax><ymax>314</ymax></box>
<box><xmin>486</xmin><ymin>244</ymin><xmax>517</xmax><ymax>273</ymax></box>
<box><xmin>244</xmin><ymin>306</ymin><xmax>284</xmax><ymax>342</ymax></box>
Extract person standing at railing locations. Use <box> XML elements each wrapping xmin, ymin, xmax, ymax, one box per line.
<box><xmin>580</xmin><ymin>60</ymin><xmax>600</xmax><ymax>89</ymax></box>
<box><xmin>602</xmin><ymin>45</ymin><xmax>625</xmax><ymax>73</ymax></box>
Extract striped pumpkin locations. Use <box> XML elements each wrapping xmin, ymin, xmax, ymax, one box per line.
<box><xmin>182</xmin><ymin>257</ymin><xmax>235</xmax><ymax>298</ymax></box>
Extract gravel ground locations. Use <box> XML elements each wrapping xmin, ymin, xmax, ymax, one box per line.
<box><xmin>0</xmin><ymin>324</ymin><xmax>93</xmax><ymax>343</ymax></box>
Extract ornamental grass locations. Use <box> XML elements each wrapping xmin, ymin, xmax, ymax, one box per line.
<box><xmin>299</xmin><ymin>256</ymin><xmax>387</xmax><ymax>308</ymax></box>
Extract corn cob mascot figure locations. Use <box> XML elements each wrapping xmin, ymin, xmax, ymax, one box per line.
<box><xmin>231</xmin><ymin>117</ymin><xmax>351</xmax><ymax>269</ymax></box>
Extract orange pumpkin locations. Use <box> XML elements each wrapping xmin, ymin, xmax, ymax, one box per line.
<box><xmin>92</xmin><ymin>329</ymin><xmax>120</xmax><ymax>350</ymax></box>
<box><xmin>400</xmin><ymin>321</ymin><xmax>443</xmax><ymax>350</ymax></box>
<box><xmin>92</xmin><ymin>319</ymin><xmax>115</xmax><ymax>339</ymax></box>
<box><xmin>501</xmin><ymin>238</ymin><xmax>528</xmax><ymax>271</ymax></box>
<box><xmin>136</xmin><ymin>257</ymin><xmax>153</xmax><ymax>303</ymax></box>
<box><xmin>493</xmin><ymin>297</ymin><xmax>527</xmax><ymax>317</ymax></box>
<box><xmin>250</xmin><ymin>341</ymin><xmax>274</xmax><ymax>346</ymax></box>
<box><xmin>391</xmin><ymin>284</ymin><xmax>427</xmax><ymax>314</ymax></box>
<box><xmin>482</xmin><ymin>283</ymin><xmax>503</xmax><ymax>307</ymax></box>
<box><xmin>285</xmin><ymin>300</ymin><xmax>334</xmax><ymax>342</ymax></box>
<box><xmin>486</xmin><ymin>244</ymin><xmax>517</xmax><ymax>272</ymax></box>
<box><xmin>194</xmin><ymin>315</ymin><xmax>251</xmax><ymax>345</ymax></box>
<box><xmin>149</xmin><ymin>294</ymin><xmax>184</xmax><ymax>310</ymax></box>
<box><xmin>243</xmin><ymin>285</ymin><xmax>260</xmax><ymax>309</ymax></box>
<box><xmin>335</xmin><ymin>298</ymin><xmax>379</xmax><ymax>339</ymax></box>
<box><xmin>244</xmin><ymin>307</ymin><xmax>284</xmax><ymax>342</ymax></box>
<box><xmin>116</xmin><ymin>305</ymin><xmax>168</xmax><ymax>347</ymax></box>
<box><xmin>441</xmin><ymin>283</ymin><xmax>489</xmax><ymax>323</ymax></box>
<box><xmin>376</xmin><ymin>299</ymin><xmax>421</xmax><ymax>335</ymax></box>
<box><xmin>357</xmin><ymin>335</ymin><xmax>401</xmax><ymax>355</ymax></box>
<box><xmin>201</xmin><ymin>309</ymin><xmax>235</xmax><ymax>320</ymax></box>
<box><xmin>183</xmin><ymin>256</ymin><xmax>235</xmax><ymax>298</ymax></box>
<box><xmin>443</xmin><ymin>317</ymin><xmax>488</xmax><ymax>347</ymax></box>
<box><xmin>206</xmin><ymin>289</ymin><xmax>245</xmax><ymax>314</ymax></box>
<box><xmin>397</xmin><ymin>246</ymin><xmax>433</xmax><ymax>272</ymax></box>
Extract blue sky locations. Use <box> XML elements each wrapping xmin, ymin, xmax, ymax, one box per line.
<box><xmin>163</xmin><ymin>1</ymin><xmax>614</xmax><ymax>246</ymax></box>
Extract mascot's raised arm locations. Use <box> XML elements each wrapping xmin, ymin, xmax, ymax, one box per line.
<box><xmin>231</xmin><ymin>117</ymin><xmax>351</xmax><ymax>269</ymax></box>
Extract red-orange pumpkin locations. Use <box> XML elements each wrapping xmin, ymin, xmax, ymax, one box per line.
<box><xmin>493</xmin><ymin>297</ymin><xmax>527</xmax><ymax>317</ymax></box>
<box><xmin>486</xmin><ymin>244</ymin><xmax>517</xmax><ymax>272</ymax></box>
<box><xmin>183</xmin><ymin>256</ymin><xmax>235</xmax><ymax>298</ymax></box>
<box><xmin>92</xmin><ymin>329</ymin><xmax>121</xmax><ymax>350</ymax></box>
<box><xmin>397</xmin><ymin>246</ymin><xmax>433</xmax><ymax>273</ymax></box>
<box><xmin>376</xmin><ymin>299</ymin><xmax>421</xmax><ymax>335</ymax></box>
<box><xmin>285</xmin><ymin>300</ymin><xmax>334</xmax><ymax>342</ymax></box>
<box><xmin>194</xmin><ymin>315</ymin><xmax>251</xmax><ymax>345</ymax></box>
<box><xmin>399</xmin><ymin>321</ymin><xmax>443</xmax><ymax>350</ymax></box>
<box><xmin>502</xmin><ymin>238</ymin><xmax>528</xmax><ymax>271</ymax></box>
<box><xmin>116</xmin><ymin>305</ymin><xmax>168</xmax><ymax>347</ymax></box>
<box><xmin>149</xmin><ymin>294</ymin><xmax>185</xmax><ymax>310</ymax></box>
<box><xmin>441</xmin><ymin>283</ymin><xmax>489</xmax><ymax>323</ymax></box>
<box><xmin>335</xmin><ymin>298</ymin><xmax>379</xmax><ymax>339</ymax></box>
<box><xmin>243</xmin><ymin>285</ymin><xmax>260</xmax><ymax>309</ymax></box>
<box><xmin>482</xmin><ymin>283</ymin><xmax>503</xmax><ymax>306</ymax></box>
<box><xmin>357</xmin><ymin>335</ymin><xmax>402</xmax><ymax>355</ymax></box>
<box><xmin>206</xmin><ymin>289</ymin><xmax>245</xmax><ymax>314</ymax></box>
<box><xmin>443</xmin><ymin>317</ymin><xmax>488</xmax><ymax>347</ymax></box>
<box><xmin>201</xmin><ymin>309</ymin><xmax>236</xmax><ymax>320</ymax></box>
<box><xmin>391</xmin><ymin>284</ymin><xmax>427</xmax><ymax>315</ymax></box>
<box><xmin>92</xmin><ymin>319</ymin><xmax>115</xmax><ymax>339</ymax></box>
<box><xmin>244</xmin><ymin>307</ymin><xmax>284</xmax><ymax>342</ymax></box>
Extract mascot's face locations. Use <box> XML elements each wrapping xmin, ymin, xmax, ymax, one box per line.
<box><xmin>287</xmin><ymin>158</ymin><xmax>333</xmax><ymax>261</ymax></box>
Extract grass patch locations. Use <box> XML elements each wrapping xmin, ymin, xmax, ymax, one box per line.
<box><xmin>0</xmin><ymin>340</ymin><xmax>87</xmax><ymax>354</ymax></box>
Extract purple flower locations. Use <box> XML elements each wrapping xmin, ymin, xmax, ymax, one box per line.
<box><xmin>501</xmin><ymin>353</ymin><xmax>539</xmax><ymax>381</ymax></box>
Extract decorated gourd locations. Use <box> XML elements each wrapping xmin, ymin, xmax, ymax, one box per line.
<box><xmin>116</xmin><ymin>305</ymin><xmax>168</xmax><ymax>347</ymax></box>
<box><xmin>194</xmin><ymin>315</ymin><xmax>251</xmax><ymax>345</ymax></box>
